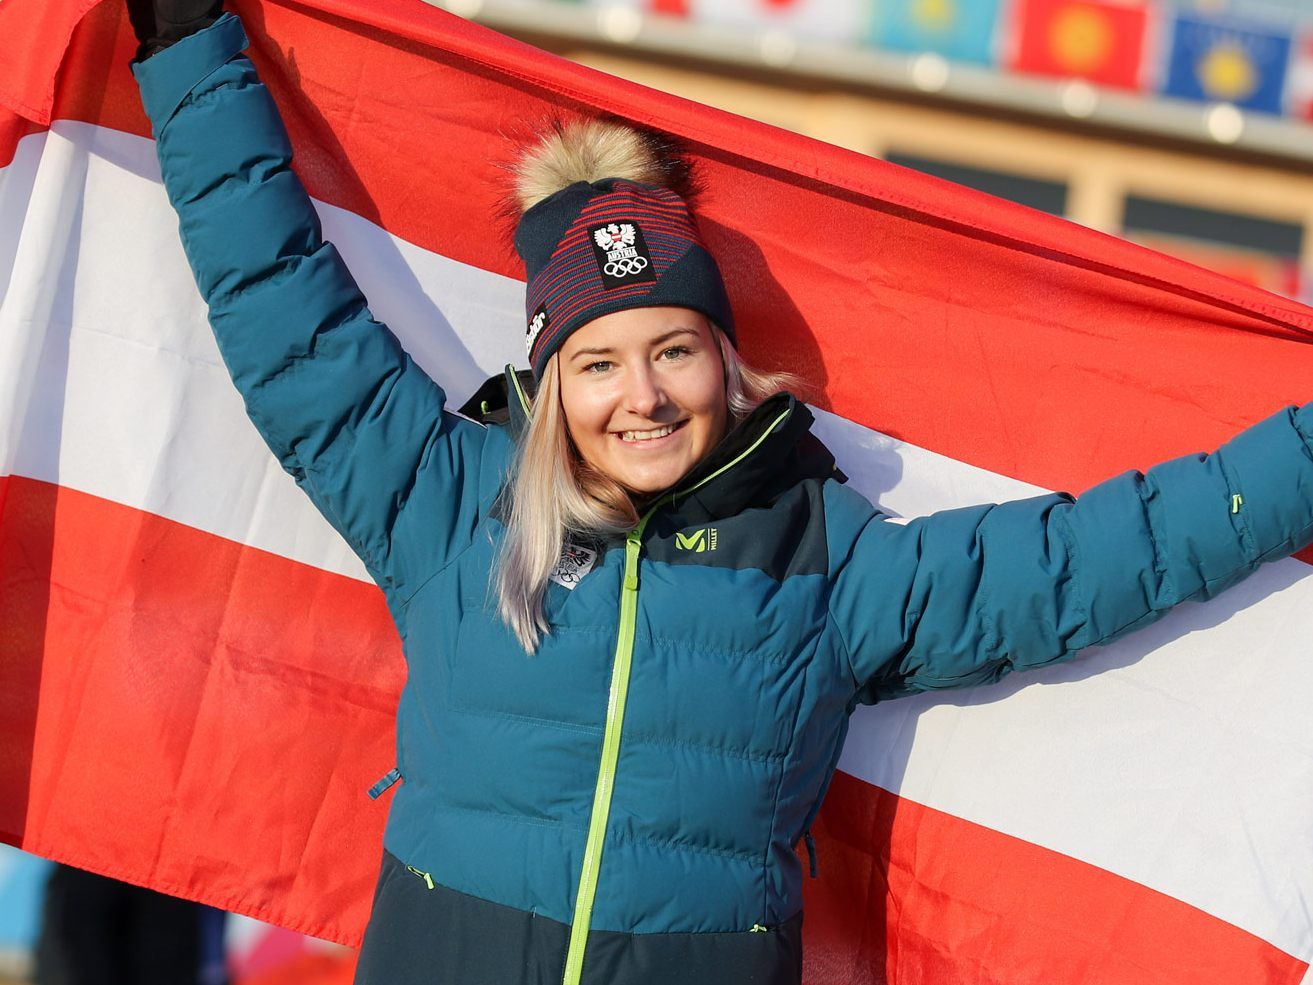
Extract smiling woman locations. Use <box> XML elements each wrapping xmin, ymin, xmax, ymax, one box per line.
<box><xmin>498</xmin><ymin>297</ymin><xmax>796</xmax><ymax>651</ymax></box>
<box><xmin>494</xmin><ymin>119</ymin><xmax>800</xmax><ymax>653</ymax></box>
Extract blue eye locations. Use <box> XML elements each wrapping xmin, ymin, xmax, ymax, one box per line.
<box><xmin>584</xmin><ymin>360</ymin><xmax>612</xmax><ymax>374</ymax></box>
<box><xmin>661</xmin><ymin>346</ymin><xmax>691</xmax><ymax>360</ymax></box>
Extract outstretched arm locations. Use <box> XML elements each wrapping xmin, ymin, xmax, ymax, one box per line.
<box><xmin>131</xmin><ymin>12</ymin><xmax>509</xmax><ymax>603</ymax></box>
<box><xmin>826</xmin><ymin>403</ymin><xmax>1313</xmax><ymax>702</ymax></box>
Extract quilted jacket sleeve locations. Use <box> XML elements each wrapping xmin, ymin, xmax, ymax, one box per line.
<box><xmin>826</xmin><ymin>402</ymin><xmax>1313</xmax><ymax>702</ymax></box>
<box><xmin>131</xmin><ymin>14</ymin><xmax>508</xmax><ymax>602</ymax></box>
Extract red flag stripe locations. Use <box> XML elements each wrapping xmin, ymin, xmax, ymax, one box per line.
<box><xmin>0</xmin><ymin>0</ymin><xmax>100</xmax><ymax>126</ymax></box>
<box><xmin>4</xmin><ymin>0</ymin><xmax>1308</xmax><ymax>329</ymax></box>
<box><xmin>1</xmin><ymin>472</ymin><xmax>1305</xmax><ymax>980</ymax></box>
<box><xmin>805</xmin><ymin>771</ymin><xmax>1307</xmax><ymax>985</ymax></box>
<box><xmin>0</xmin><ymin>474</ymin><xmax>400</xmax><ymax>944</ymax></box>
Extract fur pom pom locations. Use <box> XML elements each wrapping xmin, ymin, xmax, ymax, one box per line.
<box><xmin>513</xmin><ymin>119</ymin><xmax>686</xmax><ymax>213</ymax></box>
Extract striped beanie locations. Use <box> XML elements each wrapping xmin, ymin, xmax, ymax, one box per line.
<box><xmin>511</xmin><ymin>122</ymin><xmax>735</xmax><ymax>379</ymax></box>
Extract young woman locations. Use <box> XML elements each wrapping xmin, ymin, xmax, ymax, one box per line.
<box><xmin>127</xmin><ymin>4</ymin><xmax>1313</xmax><ymax>984</ymax></box>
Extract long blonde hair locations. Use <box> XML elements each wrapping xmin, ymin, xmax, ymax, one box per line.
<box><xmin>495</xmin><ymin>326</ymin><xmax>800</xmax><ymax>651</ymax></box>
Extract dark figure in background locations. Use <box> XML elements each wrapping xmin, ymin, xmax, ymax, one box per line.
<box><xmin>35</xmin><ymin>864</ymin><xmax>227</xmax><ymax>985</ymax></box>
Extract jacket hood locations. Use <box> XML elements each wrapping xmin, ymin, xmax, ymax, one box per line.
<box><xmin>457</xmin><ymin>366</ymin><xmax>844</xmax><ymax>526</ymax></box>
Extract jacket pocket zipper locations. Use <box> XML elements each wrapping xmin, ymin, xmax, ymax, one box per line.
<box><xmin>405</xmin><ymin>865</ymin><xmax>435</xmax><ymax>890</ymax></box>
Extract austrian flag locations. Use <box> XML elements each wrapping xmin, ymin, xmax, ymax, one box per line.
<box><xmin>2</xmin><ymin>1</ymin><xmax>1313</xmax><ymax>982</ymax></box>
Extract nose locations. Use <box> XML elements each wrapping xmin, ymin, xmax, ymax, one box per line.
<box><xmin>623</xmin><ymin>363</ymin><xmax>668</xmax><ymax>419</ymax></box>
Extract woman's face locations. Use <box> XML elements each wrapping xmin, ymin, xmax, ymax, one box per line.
<box><xmin>557</xmin><ymin>306</ymin><xmax>729</xmax><ymax>496</ymax></box>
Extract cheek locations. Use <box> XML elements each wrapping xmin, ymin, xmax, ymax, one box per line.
<box><xmin>686</xmin><ymin>364</ymin><xmax>729</xmax><ymax>427</ymax></box>
<box><xmin>559</xmin><ymin>383</ymin><xmax>610</xmax><ymax>443</ymax></box>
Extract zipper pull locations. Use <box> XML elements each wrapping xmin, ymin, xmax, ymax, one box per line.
<box><xmin>405</xmin><ymin>865</ymin><xmax>435</xmax><ymax>890</ymax></box>
<box><xmin>623</xmin><ymin>529</ymin><xmax>642</xmax><ymax>590</ymax></box>
<box><xmin>804</xmin><ymin>830</ymin><xmax>818</xmax><ymax>878</ymax></box>
<box><xmin>749</xmin><ymin>923</ymin><xmax>770</xmax><ymax>933</ymax></box>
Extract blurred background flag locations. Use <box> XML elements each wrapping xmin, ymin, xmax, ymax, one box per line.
<box><xmin>646</xmin><ymin>0</ymin><xmax>688</xmax><ymax>17</ymax></box>
<box><xmin>868</xmin><ymin>0</ymin><xmax>1003</xmax><ymax>65</ymax></box>
<box><xmin>595</xmin><ymin>0</ymin><xmax>692</xmax><ymax>23</ymax></box>
<box><xmin>1160</xmin><ymin>9</ymin><xmax>1293</xmax><ymax>115</ymax></box>
<box><xmin>1007</xmin><ymin>0</ymin><xmax>1150</xmax><ymax>91</ymax></box>
<box><xmin>609</xmin><ymin>0</ymin><xmax>871</xmax><ymax>44</ymax></box>
<box><xmin>1286</xmin><ymin>30</ymin><xmax>1313</xmax><ymax>120</ymax></box>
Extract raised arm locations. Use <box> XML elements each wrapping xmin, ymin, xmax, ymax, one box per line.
<box><xmin>131</xmin><ymin>13</ymin><xmax>510</xmax><ymax>603</ymax></box>
<box><xmin>826</xmin><ymin>403</ymin><xmax>1313</xmax><ymax>702</ymax></box>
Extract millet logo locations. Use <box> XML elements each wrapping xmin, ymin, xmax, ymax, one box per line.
<box><xmin>675</xmin><ymin>527</ymin><xmax>718</xmax><ymax>553</ymax></box>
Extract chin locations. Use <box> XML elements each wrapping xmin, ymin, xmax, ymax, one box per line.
<box><xmin>620</xmin><ymin>475</ymin><xmax>678</xmax><ymax>496</ymax></box>
<box><xmin>616</xmin><ymin>462</ymin><xmax>688</xmax><ymax>496</ymax></box>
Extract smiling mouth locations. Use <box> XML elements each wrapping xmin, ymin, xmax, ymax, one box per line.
<box><xmin>616</xmin><ymin>420</ymin><xmax>687</xmax><ymax>443</ymax></box>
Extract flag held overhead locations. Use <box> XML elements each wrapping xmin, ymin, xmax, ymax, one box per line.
<box><xmin>1</xmin><ymin>1</ymin><xmax>1312</xmax><ymax>982</ymax></box>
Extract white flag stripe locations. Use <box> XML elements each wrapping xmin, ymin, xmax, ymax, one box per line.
<box><xmin>0</xmin><ymin>123</ymin><xmax>1052</xmax><ymax>580</ymax></box>
<box><xmin>3</xmin><ymin>120</ymin><xmax>1311</xmax><ymax>960</ymax></box>
<box><xmin>1</xmin><ymin>122</ymin><xmax>531</xmax><ymax>583</ymax></box>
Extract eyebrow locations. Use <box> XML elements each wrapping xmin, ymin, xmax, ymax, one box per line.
<box><xmin>569</xmin><ymin>327</ymin><xmax>700</xmax><ymax>361</ymax></box>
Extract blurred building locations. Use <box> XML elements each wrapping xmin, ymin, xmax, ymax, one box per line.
<box><xmin>445</xmin><ymin>0</ymin><xmax>1313</xmax><ymax>301</ymax></box>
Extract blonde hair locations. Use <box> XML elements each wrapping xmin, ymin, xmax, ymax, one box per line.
<box><xmin>496</xmin><ymin>326</ymin><xmax>801</xmax><ymax>651</ymax></box>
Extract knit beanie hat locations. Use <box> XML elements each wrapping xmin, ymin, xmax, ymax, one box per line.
<box><xmin>512</xmin><ymin>120</ymin><xmax>735</xmax><ymax>379</ymax></box>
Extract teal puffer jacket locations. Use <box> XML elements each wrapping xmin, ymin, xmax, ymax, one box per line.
<box><xmin>134</xmin><ymin>16</ymin><xmax>1313</xmax><ymax>985</ymax></box>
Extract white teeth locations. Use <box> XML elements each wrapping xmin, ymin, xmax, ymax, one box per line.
<box><xmin>620</xmin><ymin>423</ymin><xmax>677</xmax><ymax>442</ymax></box>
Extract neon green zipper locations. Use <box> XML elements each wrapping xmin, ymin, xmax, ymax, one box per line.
<box><xmin>560</xmin><ymin>523</ymin><xmax>647</xmax><ymax>984</ymax></box>
<box><xmin>560</xmin><ymin>404</ymin><xmax>792</xmax><ymax>985</ymax></box>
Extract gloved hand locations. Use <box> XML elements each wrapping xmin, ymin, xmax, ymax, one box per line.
<box><xmin>126</xmin><ymin>0</ymin><xmax>225</xmax><ymax>61</ymax></box>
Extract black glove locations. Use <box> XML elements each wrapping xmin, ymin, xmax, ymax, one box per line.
<box><xmin>126</xmin><ymin>0</ymin><xmax>226</xmax><ymax>61</ymax></box>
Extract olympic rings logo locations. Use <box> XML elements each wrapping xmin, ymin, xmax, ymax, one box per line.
<box><xmin>604</xmin><ymin>255</ymin><xmax>649</xmax><ymax>278</ymax></box>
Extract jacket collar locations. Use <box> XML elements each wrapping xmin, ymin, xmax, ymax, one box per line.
<box><xmin>655</xmin><ymin>392</ymin><xmax>837</xmax><ymax>525</ymax></box>
<box><xmin>457</xmin><ymin>366</ymin><xmax>842</xmax><ymax>526</ymax></box>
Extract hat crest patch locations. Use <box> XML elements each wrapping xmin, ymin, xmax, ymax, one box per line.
<box><xmin>590</xmin><ymin>222</ymin><xmax>657</xmax><ymax>289</ymax></box>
